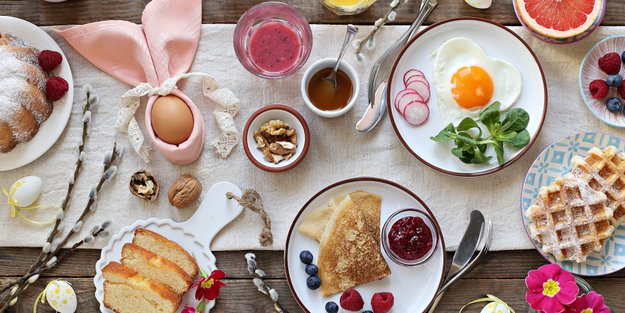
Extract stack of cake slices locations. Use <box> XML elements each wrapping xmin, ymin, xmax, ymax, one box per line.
<box><xmin>102</xmin><ymin>228</ymin><xmax>199</xmax><ymax>313</ymax></box>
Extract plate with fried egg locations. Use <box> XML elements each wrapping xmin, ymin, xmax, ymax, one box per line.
<box><xmin>387</xmin><ymin>17</ymin><xmax>547</xmax><ymax>176</ymax></box>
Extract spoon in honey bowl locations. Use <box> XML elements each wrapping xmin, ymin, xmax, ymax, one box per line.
<box><xmin>323</xmin><ymin>24</ymin><xmax>358</xmax><ymax>89</ymax></box>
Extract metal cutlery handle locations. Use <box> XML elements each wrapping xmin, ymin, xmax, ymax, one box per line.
<box><xmin>333</xmin><ymin>24</ymin><xmax>359</xmax><ymax>74</ymax></box>
<box><xmin>367</xmin><ymin>0</ymin><xmax>438</xmax><ymax>102</ymax></box>
<box><xmin>427</xmin><ymin>220</ymin><xmax>493</xmax><ymax>313</ymax></box>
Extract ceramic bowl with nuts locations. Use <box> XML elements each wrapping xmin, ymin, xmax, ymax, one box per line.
<box><xmin>243</xmin><ymin>104</ymin><xmax>310</xmax><ymax>172</ymax></box>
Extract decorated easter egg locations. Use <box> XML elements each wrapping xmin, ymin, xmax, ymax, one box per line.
<box><xmin>10</xmin><ymin>176</ymin><xmax>42</xmax><ymax>207</ymax></box>
<box><xmin>45</xmin><ymin>280</ymin><xmax>77</xmax><ymax>313</ymax></box>
<box><xmin>481</xmin><ymin>302</ymin><xmax>510</xmax><ymax>313</ymax></box>
<box><xmin>465</xmin><ymin>0</ymin><xmax>491</xmax><ymax>9</ymax></box>
<box><xmin>151</xmin><ymin>95</ymin><xmax>194</xmax><ymax>145</ymax></box>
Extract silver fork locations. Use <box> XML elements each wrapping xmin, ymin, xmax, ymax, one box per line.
<box><xmin>427</xmin><ymin>220</ymin><xmax>493</xmax><ymax>312</ymax></box>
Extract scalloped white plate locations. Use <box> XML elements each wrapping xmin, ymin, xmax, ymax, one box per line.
<box><xmin>94</xmin><ymin>182</ymin><xmax>244</xmax><ymax>313</ymax></box>
<box><xmin>0</xmin><ymin>16</ymin><xmax>74</xmax><ymax>171</ymax></box>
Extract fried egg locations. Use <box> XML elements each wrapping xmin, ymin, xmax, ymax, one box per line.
<box><xmin>432</xmin><ymin>37</ymin><xmax>522</xmax><ymax>124</ymax></box>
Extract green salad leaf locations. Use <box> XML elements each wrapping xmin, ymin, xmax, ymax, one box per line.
<box><xmin>430</xmin><ymin>102</ymin><xmax>531</xmax><ymax>165</ymax></box>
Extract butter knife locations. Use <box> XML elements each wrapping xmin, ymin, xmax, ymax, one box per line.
<box><xmin>355</xmin><ymin>0</ymin><xmax>438</xmax><ymax>132</ymax></box>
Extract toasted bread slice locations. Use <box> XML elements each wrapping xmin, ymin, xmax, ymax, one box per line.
<box><xmin>318</xmin><ymin>191</ymin><xmax>391</xmax><ymax>296</ymax></box>
<box><xmin>102</xmin><ymin>262</ymin><xmax>181</xmax><ymax>313</ymax></box>
<box><xmin>132</xmin><ymin>228</ymin><xmax>199</xmax><ymax>277</ymax></box>
<box><xmin>121</xmin><ymin>243</ymin><xmax>193</xmax><ymax>294</ymax></box>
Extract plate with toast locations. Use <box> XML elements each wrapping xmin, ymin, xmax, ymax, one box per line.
<box><xmin>94</xmin><ymin>182</ymin><xmax>244</xmax><ymax>313</ymax></box>
<box><xmin>521</xmin><ymin>132</ymin><xmax>625</xmax><ymax>276</ymax></box>
<box><xmin>285</xmin><ymin>177</ymin><xmax>446</xmax><ymax>312</ymax></box>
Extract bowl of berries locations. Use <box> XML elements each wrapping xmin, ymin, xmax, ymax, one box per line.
<box><xmin>580</xmin><ymin>35</ymin><xmax>625</xmax><ymax>128</ymax></box>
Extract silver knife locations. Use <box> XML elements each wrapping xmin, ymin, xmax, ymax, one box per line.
<box><xmin>356</xmin><ymin>0</ymin><xmax>438</xmax><ymax>132</ymax></box>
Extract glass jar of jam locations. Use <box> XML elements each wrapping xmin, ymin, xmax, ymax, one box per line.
<box><xmin>381</xmin><ymin>208</ymin><xmax>438</xmax><ymax>266</ymax></box>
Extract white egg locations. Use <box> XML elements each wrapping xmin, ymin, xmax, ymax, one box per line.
<box><xmin>481</xmin><ymin>302</ymin><xmax>510</xmax><ymax>313</ymax></box>
<box><xmin>432</xmin><ymin>37</ymin><xmax>522</xmax><ymax>125</ymax></box>
<box><xmin>9</xmin><ymin>176</ymin><xmax>42</xmax><ymax>207</ymax></box>
<box><xmin>45</xmin><ymin>280</ymin><xmax>77</xmax><ymax>313</ymax></box>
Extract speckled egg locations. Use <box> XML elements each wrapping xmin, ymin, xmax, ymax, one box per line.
<box><xmin>10</xmin><ymin>176</ymin><xmax>42</xmax><ymax>207</ymax></box>
<box><xmin>481</xmin><ymin>302</ymin><xmax>510</xmax><ymax>313</ymax></box>
<box><xmin>45</xmin><ymin>280</ymin><xmax>77</xmax><ymax>313</ymax></box>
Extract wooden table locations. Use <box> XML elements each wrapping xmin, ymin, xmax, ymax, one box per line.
<box><xmin>1</xmin><ymin>1</ymin><xmax>625</xmax><ymax>312</ymax></box>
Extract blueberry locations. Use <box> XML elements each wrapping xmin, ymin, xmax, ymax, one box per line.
<box><xmin>606</xmin><ymin>74</ymin><xmax>623</xmax><ymax>87</ymax></box>
<box><xmin>363</xmin><ymin>311</ymin><xmax>374</xmax><ymax>313</ymax></box>
<box><xmin>306</xmin><ymin>275</ymin><xmax>321</xmax><ymax>290</ymax></box>
<box><xmin>299</xmin><ymin>250</ymin><xmax>313</xmax><ymax>264</ymax></box>
<box><xmin>606</xmin><ymin>97</ymin><xmax>623</xmax><ymax>113</ymax></box>
<box><xmin>305</xmin><ymin>264</ymin><xmax>318</xmax><ymax>276</ymax></box>
<box><xmin>622</xmin><ymin>51</ymin><xmax>625</xmax><ymax>63</ymax></box>
<box><xmin>325</xmin><ymin>301</ymin><xmax>339</xmax><ymax>313</ymax></box>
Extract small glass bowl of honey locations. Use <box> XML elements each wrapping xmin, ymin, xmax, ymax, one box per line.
<box><xmin>300</xmin><ymin>58</ymin><xmax>360</xmax><ymax>118</ymax></box>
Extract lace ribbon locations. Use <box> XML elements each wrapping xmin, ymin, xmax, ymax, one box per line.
<box><xmin>2</xmin><ymin>187</ymin><xmax>58</xmax><ymax>225</ymax></box>
<box><xmin>116</xmin><ymin>72</ymin><xmax>241</xmax><ymax>162</ymax></box>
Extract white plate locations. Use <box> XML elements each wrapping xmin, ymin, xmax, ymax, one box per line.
<box><xmin>0</xmin><ymin>16</ymin><xmax>74</xmax><ymax>171</ymax></box>
<box><xmin>94</xmin><ymin>182</ymin><xmax>244</xmax><ymax>313</ymax></box>
<box><xmin>388</xmin><ymin>18</ymin><xmax>547</xmax><ymax>177</ymax></box>
<box><xmin>284</xmin><ymin>177</ymin><xmax>446</xmax><ymax>313</ymax></box>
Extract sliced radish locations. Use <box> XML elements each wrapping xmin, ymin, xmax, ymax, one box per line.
<box><xmin>403</xmin><ymin>69</ymin><xmax>425</xmax><ymax>85</ymax></box>
<box><xmin>406</xmin><ymin>81</ymin><xmax>430</xmax><ymax>102</ymax></box>
<box><xmin>403</xmin><ymin>101</ymin><xmax>429</xmax><ymax>126</ymax></box>
<box><xmin>405</xmin><ymin>75</ymin><xmax>430</xmax><ymax>88</ymax></box>
<box><xmin>397</xmin><ymin>92</ymin><xmax>424</xmax><ymax>115</ymax></box>
<box><xmin>394</xmin><ymin>89</ymin><xmax>419</xmax><ymax>110</ymax></box>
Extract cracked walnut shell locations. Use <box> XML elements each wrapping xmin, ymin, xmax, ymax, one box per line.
<box><xmin>168</xmin><ymin>174</ymin><xmax>202</xmax><ymax>209</ymax></box>
<box><xmin>129</xmin><ymin>170</ymin><xmax>160</xmax><ymax>201</ymax></box>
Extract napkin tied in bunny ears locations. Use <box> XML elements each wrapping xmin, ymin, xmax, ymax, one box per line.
<box><xmin>56</xmin><ymin>0</ymin><xmax>240</xmax><ymax>163</ymax></box>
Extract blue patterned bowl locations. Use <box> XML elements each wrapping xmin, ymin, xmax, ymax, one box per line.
<box><xmin>521</xmin><ymin>132</ymin><xmax>625</xmax><ymax>276</ymax></box>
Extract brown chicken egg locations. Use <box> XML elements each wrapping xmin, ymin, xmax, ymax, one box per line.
<box><xmin>151</xmin><ymin>95</ymin><xmax>194</xmax><ymax>145</ymax></box>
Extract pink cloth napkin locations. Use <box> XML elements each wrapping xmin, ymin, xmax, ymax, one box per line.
<box><xmin>56</xmin><ymin>0</ymin><xmax>205</xmax><ymax>164</ymax></box>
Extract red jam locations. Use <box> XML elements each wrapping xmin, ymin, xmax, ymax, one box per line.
<box><xmin>388</xmin><ymin>216</ymin><xmax>433</xmax><ymax>260</ymax></box>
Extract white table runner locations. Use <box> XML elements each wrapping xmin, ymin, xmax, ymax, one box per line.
<box><xmin>1</xmin><ymin>24</ymin><xmax>624</xmax><ymax>251</ymax></box>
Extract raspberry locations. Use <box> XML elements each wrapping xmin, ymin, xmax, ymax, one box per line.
<box><xmin>589</xmin><ymin>79</ymin><xmax>609</xmax><ymax>99</ymax></box>
<box><xmin>371</xmin><ymin>292</ymin><xmax>394</xmax><ymax>313</ymax></box>
<box><xmin>619</xmin><ymin>80</ymin><xmax>625</xmax><ymax>99</ymax></box>
<box><xmin>598</xmin><ymin>52</ymin><xmax>622</xmax><ymax>75</ymax></box>
<box><xmin>340</xmin><ymin>288</ymin><xmax>364</xmax><ymax>311</ymax></box>
<box><xmin>46</xmin><ymin>77</ymin><xmax>69</xmax><ymax>101</ymax></box>
<box><xmin>37</xmin><ymin>50</ymin><xmax>63</xmax><ymax>72</ymax></box>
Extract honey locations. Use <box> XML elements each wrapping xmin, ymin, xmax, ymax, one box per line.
<box><xmin>307</xmin><ymin>68</ymin><xmax>353</xmax><ymax>111</ymax></box>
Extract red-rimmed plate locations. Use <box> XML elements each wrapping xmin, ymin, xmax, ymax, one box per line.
<box><xmin>284</xmin><ymin>177</ymin><xmax>446</xmax><ymax>313</ymax></box>
<box><xmin>387</xmin><ymin>18</ymin><xmax>547</xmax><ymax>177</ymax></box>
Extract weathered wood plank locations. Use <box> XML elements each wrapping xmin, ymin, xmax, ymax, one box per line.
<box><xmin>0</xmin><ymin>0</ymin><xmax>623</xmax><ymax>27</ymax></box>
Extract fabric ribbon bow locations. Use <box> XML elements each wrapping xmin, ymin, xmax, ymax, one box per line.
<box><xmin>2</xmin><ymin>186</ymin><xmax>58</xmax><ymax>225</ymax></box>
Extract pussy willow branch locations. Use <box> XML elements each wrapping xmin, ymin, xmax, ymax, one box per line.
<box><xmin>355</xmin><ymin>0</ymin><xmax>404</xmax><ymax>55</ymax></box>
<box><xmin>245</xmin><ymin>253</ymin><xmax>289</xmax><ymax>313</ymax></box>
<box><xmin>0</xmin><ymin>227</ymin><xmax>108</xmax><ymax>297</ymax></box>
<box><xmin>27</xmin><ymin>88</ymin><xmax>94</xmax><ymax>273</ymax></box>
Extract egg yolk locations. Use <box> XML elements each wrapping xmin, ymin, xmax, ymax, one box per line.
<box><xmin>450</xmin><ymin>66</ymin><xmax>494</xmax><ymax>109</ymax></box>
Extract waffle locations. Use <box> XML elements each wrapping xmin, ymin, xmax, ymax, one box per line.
<box><xmin>526</xmin><ymin>174</ymin><xmax>615</xmax><ymax>263</ymax></box>
<box><xmin>571</xmin><ymin>146</ymin><xmax>625</xmax><ymax>225</ymax></box>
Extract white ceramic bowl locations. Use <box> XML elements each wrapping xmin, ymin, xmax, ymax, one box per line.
<box><xmin>243</xmin><ymin>104</ymin><xmax>310</xmax><ymax>172</ymax></box>
<box><xmin>300</xmin><ymin>58</ymin><xmax>360</xmax><ymax>118</ymax></box>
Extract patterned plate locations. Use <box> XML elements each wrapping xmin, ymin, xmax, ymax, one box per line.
<box><xmin>521</xmin><ymin>132</ymin><xmax>625</xmax><ymax>276</ymax></box>
<box><xmin>579</xmin><ymin>35</ymin><xmax>625</xmax><ymax>128</ymax></box>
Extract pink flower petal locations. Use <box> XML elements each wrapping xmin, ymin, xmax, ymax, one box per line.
<box><xmin>555</xmin><ymin>280</ymin><xmax>579</xmax><ymax>304</ymax></box>
<box><xmin>526</xmin><ymin>269</ymin><xmax>548</xmax><ymax>291</ymax></box>
<box><xmin>556</xmin><ymin>268</ymin><xmax>576</xmax><ymax>284</ymax></box>
<box><xmin>540</xmin><ymin>264</ymin><xmax>563</xmax><ymax>279</ymax></box>
<box><xmin>541</xmin><ymin>296</ymin><xmax>566</xmax><ymax>313</ymax></box>
<box><xmin>526</xmin><ymin>290</ymin><xmax>546</xmax><ymax>310</ymax></box>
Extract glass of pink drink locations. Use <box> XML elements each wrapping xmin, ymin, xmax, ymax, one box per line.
<box><xmin>234</xmin><ymin>1</ymin><xmax>313</xmax><ymax>79</ymax></box>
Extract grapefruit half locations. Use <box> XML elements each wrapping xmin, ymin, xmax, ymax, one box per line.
<box><xmin>515</xmin><ymin>0</ymin><xmax>603</xmax><ymax>39</ymax></box>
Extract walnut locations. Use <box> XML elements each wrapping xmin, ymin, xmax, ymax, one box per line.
<box><xmin>168</xmin><ymin>174</ymin><xmax>202</xmax><ymax>209</ymax></box>
<box><xmin>269</xmin><ymin>141</ymin><xmax>296</xmax><ymax>155</ymax></box>
<box><xmin>255</xmin><ymin>119</ymin><xmax>298</xmax><ymax>164</ymax></box>
<box><xmin>129</xmin><ymin>170</ymin><xmax>159</xmax><ymax>201</ymax></box>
